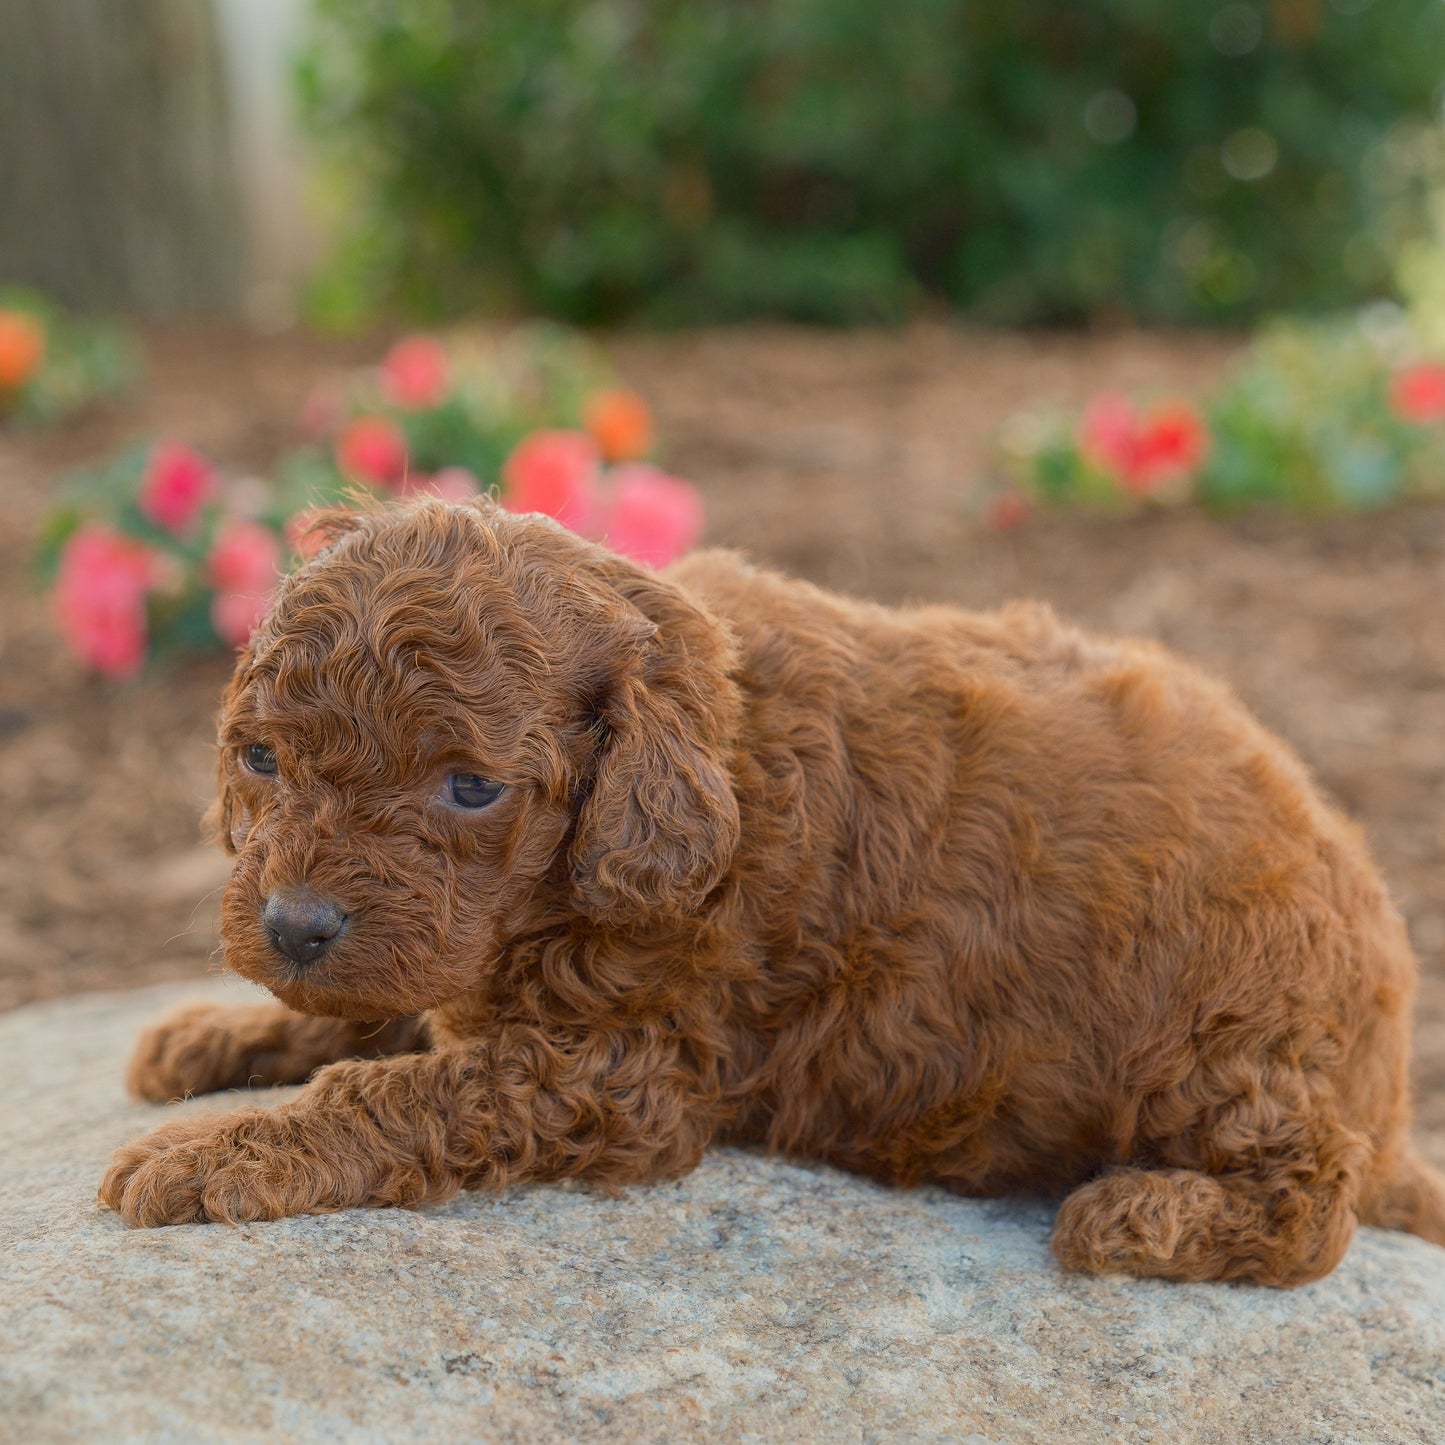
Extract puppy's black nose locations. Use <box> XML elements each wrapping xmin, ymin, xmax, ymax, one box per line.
<box><xmin>262</xmin><ymin>889</ymin><xmax>349</xmax><ymax>966</ymax></box>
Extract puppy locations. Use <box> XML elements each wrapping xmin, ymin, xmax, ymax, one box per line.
<box><xmin>101</xmin><ymin>497</ymin><xmax>1445</xmax><ymax>1285</ymax></box>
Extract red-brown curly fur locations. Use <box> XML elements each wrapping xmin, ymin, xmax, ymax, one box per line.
<box><xmin>101</xmin><ymin>496</ymin><xmax>1445</xmax><ymax>1285</ymax></box>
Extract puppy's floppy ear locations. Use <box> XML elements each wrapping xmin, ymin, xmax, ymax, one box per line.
<box><xmin>569</xmin><ymin>568</ymin><xmax>742</xmax><ymax>925</ymax></box>
<box><xmin>204</xmin><ymin>765</ymin><xmax>240</xmax><ymax>856</ymax></box>
<box><xmin>204</xmin><ymin>666</ymin><xmax>252</xmax><ymax>856</ymax></box>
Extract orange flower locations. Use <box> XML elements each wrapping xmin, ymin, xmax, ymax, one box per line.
<box><xmin>583</xmin><ymin>389</ymin><xmax>654</xmax><ymax>463</ymax></box>
<box><xmin>0</xmin><ymin>310</ymin><xmax>45</xmax><ymax>391</ymax></box>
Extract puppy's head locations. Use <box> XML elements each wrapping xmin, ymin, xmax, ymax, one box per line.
<box><xmin>211</xmin><ymin>498</ymin><xmax>740</xmax><ymax>1019</ymax></box>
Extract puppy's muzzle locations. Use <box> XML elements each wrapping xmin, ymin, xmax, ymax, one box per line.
<box><xmin>262</xmin><ymin>888</ymin><xmax>350</xmax><ymax>967</ymax></box>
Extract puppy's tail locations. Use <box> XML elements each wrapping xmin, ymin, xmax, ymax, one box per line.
<box><xmin>1358</xmin><ymin>1143</ymin><xmax>1445</xmax><ymax>1247</ymax></box>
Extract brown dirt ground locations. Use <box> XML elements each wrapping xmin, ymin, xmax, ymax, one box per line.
<box><xmin>2</xmin><ymin>320</ymin><xmax>1443</xmax><ymax>1168</ymax></box>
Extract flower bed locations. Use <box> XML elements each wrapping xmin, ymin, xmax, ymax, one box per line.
<box><xmin>988</xmin><ymin>313</ymin><xmax>1445</xmax><ymax>526</ymax></box>
<box><xmin>39</xmin><ymin>327</ymin><xmax>703</xmax><ymax>678</ymax></box>
<box><xmin>0</xmin><ymin>288</ymin><xmax>136</xmax><ymax>425</ymax></box>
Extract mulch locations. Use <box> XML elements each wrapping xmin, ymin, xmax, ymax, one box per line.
<box><xmin>3</xmin><ymin>319</ymin><xmax>1442</xmax><ymax>1162</ymax></box>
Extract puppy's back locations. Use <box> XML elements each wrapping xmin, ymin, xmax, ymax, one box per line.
<box><xmin>674</xmin><ymin>550</ymin><xmax>1415</xmax><ymax>1200</ymax></box>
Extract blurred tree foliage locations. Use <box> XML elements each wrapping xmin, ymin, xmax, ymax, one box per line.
<box><xmin>298</xmin><ymin>0</ymin><xmax>1445</xmax><ymax>326</ymax></box>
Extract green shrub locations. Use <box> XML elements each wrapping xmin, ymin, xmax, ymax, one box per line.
<box><xmin>298</xmin><ymin>0</ymin><xmax>1445</xmax><ymax>326</ymax></box>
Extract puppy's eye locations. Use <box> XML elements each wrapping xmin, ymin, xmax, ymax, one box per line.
<box><xmin>244</xmin><ymin>744</ymin><xmax>278</xmax><ymax>775</ymax></box>
<box><xmin>446</xmin><ymin>774</ymin><xmax>505</xmax><ymax>809</ymax></box>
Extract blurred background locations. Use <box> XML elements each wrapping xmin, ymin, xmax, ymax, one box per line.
<box><xmin>1</xmin><ymin>0</ymin><xmax>1443</xmax><ymax>1163</ymax></box>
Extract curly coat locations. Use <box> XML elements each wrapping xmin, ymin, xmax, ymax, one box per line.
<box><xmin>101</xmin><ymin>497</ymin><xmax>1445</xmax><ymax>1285</ymax></box>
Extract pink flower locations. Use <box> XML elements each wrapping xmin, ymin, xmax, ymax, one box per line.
<box><xmin>138</xmin><ymin>443</ymin><xmax>218</xmax><ymax>536</ymax></box>
<box><xmin>285</xmin><ymin>508</ymin><xmax>329</xmax><ymax>561</ymax></box>
<box><xmin>208</xmin><ymin>521</ymin><xmax>282</xmax><ymax>646</ymax></box>
<box><xmin>1078</xmin><ymin>394</ymin><xmax>1140</xmax><ymax>479</ymax></box>
<box><xmin>381</xmin><ymin>336</ymin><xmax>450</xmax><ymax>410</ymax></box>
<box><xmin>1389</xmin><ymin>362</ymin><xmax>1445</xmax><ymax>425</ymax></box>
<box><xmin>597</xmin><ymin>465</ymin><xmax>704</xmax><ymax>568</ymax></box>
<box><xmin>52</xmin><ymin>525</ymin><xmax>161</xmax><ymax>678</ymax></box>
<box><xmin>1077</xmin><ymin>394</ymin><xmax>1208</xmax><ymax>497</ymax></box>
<box><xmin>300</xmin><ymin>382</ymin><xmax>345</xmax><ymax>441</ymax></box>
<box><xmin>211</xmin><ymin>590</ymin><xmax>273</xmax><ymax>648</ymax></box>
<box><xmin>502</xmin><ymin>430</ymin><xmax>601</xmax><ymax>532</ymax></box>
<box><xmin>210</xmin><ymin>519</ymin><xmax>282</xmax><ymax>592</ymax></box>
<box><xmin>336</xmin><ymin>415</ymin><xmax>408</xmax><ymax>487</ymax></box>
<box><xmin>401</xmin><ymin>466</ymin><xmax>480</xmax><ymax>503</ymax></box>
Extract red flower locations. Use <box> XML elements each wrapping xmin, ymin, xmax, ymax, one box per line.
<box><xmin>0</xmin><ymin>310</ymin><xmax>45</xmax><ymax>391</ymax></box>
<box><xmin>381</xmin><ymin>336</ymin><xmax>450</xmax><ymax>411</ymax></box>
<box><xmin>1134</xmin><ymin>402</ymin><xmax>1209</xmax><ymax>490</ymax></box>
<box><xmin>1078</xmin><ymin>394</ymin><xmax>1208</xmax><ymax>497</ymax></box>
<box><xmin>584</xmin><ymin>389</ymin><xmax>654</xmax><ymax>463</ymax></box>
<box><xmin>986</xmin><ymin>491</ymin><xmax>1032</xmax><ymax>530</ymax></box>
<box><xmin>336</xmin><ymin>415</ymin><xmax>408</xmax><ymax>487</ymax></box>
<box><xmin>52</xmin><ymin>525</ymin><xmax>161</xmax><ymax>677</ymax></box>
<box><xmin>401</xmin><ymin>466</ymin><xmax>480</xmax><ymax>503</ymax></box>
<box><xmin>502</xmin><ymin>430</ymin><xmax>601</xmax><ymax>533</ymax></box>
<box><xmin>598</xmin><ymin>465</ymin><xmax>704</xmax><ymax>568</ymax></box>
<box><xmin>138</xmin><ymin>442</ymin><xmax>218</xmax><ymax>535</ymax></box>
<box><xmin>1389</xmin><ymin>362</ymin><xmax>1445</xmax><ymax>425</ymax></box>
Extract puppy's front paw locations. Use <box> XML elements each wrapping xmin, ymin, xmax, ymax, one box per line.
<box><xmin>99</xmin><ymin>1108</ymin><xmax>321</xmax><ymax>1227</ymax></box>
<box><xmin>126</xmin><ymin>1002</ymin><xmax>260</xmax><ymax>1102</ymax></box>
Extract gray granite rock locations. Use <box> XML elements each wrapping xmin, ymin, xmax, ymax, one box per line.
<box><xmin>2</xmin><ymin>979</ymin><xmax>1443</xmax><ymax>1444</ymax></box>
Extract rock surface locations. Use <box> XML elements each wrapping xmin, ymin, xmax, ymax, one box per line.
<box><xmin>3</xmin><ymin>980</ymin><xmax>1444</xmax><ymax>1444</ymax></box>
